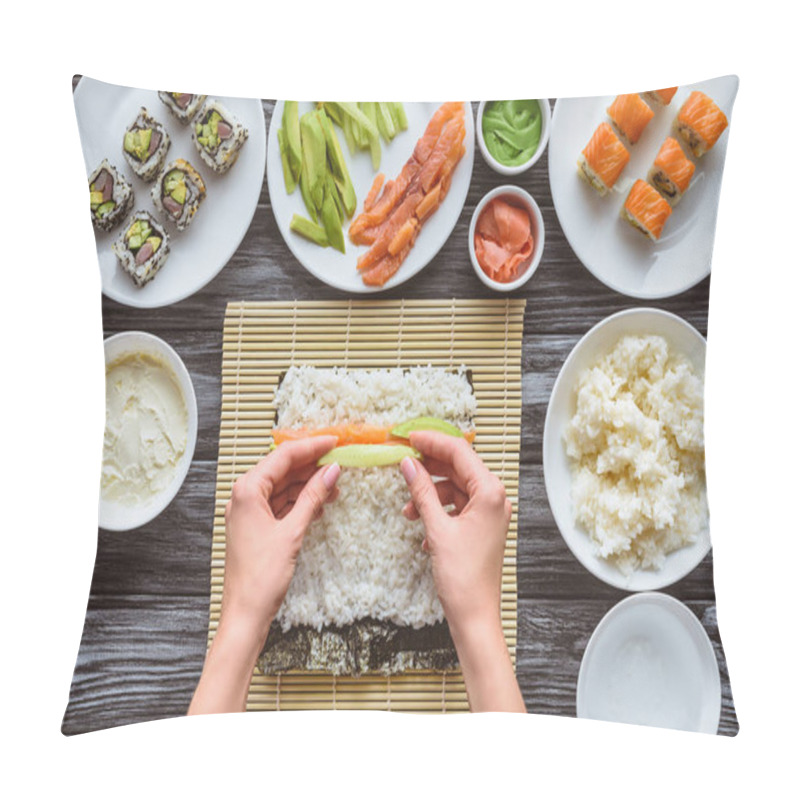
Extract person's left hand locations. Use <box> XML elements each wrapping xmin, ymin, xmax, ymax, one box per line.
<box><xmin>220</xmin><ymin>436</ymin><xmax>341</xmax><ymax>641</ymax></box>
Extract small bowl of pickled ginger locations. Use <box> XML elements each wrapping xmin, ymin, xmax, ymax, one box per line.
<box><xmin>469</xmin><ymin>185</ymin><xmax>544</xmax><ymax>291</ymax></box>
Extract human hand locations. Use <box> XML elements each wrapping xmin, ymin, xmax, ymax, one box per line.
<box><xmin>399</xmin><ymin>431</ymin><xmax>523</xmax><ymax>713</ymax></box>
<box><xmin>221</xmin><ymin>435</ymin><xmax>341</xmax><ymax>642</ymax></box>
<box><xmin>399</xmin><ymin>430</ymin><xmax>512</xmax><ymax>638</ymax></box>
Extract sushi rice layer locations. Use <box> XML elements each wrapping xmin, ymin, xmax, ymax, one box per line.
<box><xmin>273</xmin><ymin>366</ymin><xmax>476</xmax><ymax>631</ymax></box>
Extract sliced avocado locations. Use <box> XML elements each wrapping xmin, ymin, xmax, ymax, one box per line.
<box><xmin>290</xmin><ymin>214</ymin><xmax>328</xmax><ymax>247</ymax></box>
<box><xmin>124</xmin><ymin>128</ymin><xmax>152</xmax><ymax>161</ymax></box>
<box><xmin>390</xmin><ymin>417</ymin><xmax>466</xmax><ymax>439</ymax></box>
<box><xmin>89</xmin><ymin>190</ymin><xmax>104</xmax><ymax>208</ymax></box>
<box><xmin>170</xmin><ymin>181</ymin><xmax>187</xmax><ymax>205</ymax></box>
<box><xmin>96</xmin><ymin>201</ymin><xmax>116</xmax><ymax>218</ymax></box>
<box><xmin>317</xmin><ymin>444</ymin><xmax>420</xmax><ymax>468</ymax></box>
<box><xmin>277</xmin><ymin>128</ymin><xmax>296</xmax><ymax>194</ymax></box>
<box><xmin>318</xmin><ymin>110</ymin><xmax>357</xmax><ymax>218</ymax></box>
<box><xmin>282</xmin><ymin>101</ymin><xmax>302</xmax><ymax>180</ymax></box>
<box><xmin>320</xmin><ymin>184</ymin><xmax>345</xmax><ymax>254</ymax></box>
<box><xmin>146</xmin><ymin>236</ymin><xmax>162</xmax><ymax>254</ymax></box>
<box><xmin>300</xmin><ymin>111</ymin><xmax>327</xmax><ymax>212</ymax></box>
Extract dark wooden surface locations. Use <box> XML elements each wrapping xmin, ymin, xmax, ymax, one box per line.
<box><xmin>62</xmin><ymin>93</ymin><xmax>738</xmax><ymax>735</ymax></box>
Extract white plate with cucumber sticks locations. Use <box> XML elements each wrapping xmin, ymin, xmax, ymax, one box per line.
<box><xmin>74</xmin><ymin>76</ymin><xmax>266</xmax><ymax>308</ymax></box>
<box><xmin>267</xmin><ymin>101</ymin><xmax>474</xmax><ymax>293</ymax></box>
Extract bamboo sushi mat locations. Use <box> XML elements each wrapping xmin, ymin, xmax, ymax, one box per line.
<box><xmin>209</xmin><ymin>298</ymin><xmax>526</xmax><ymax>712</ymax></box>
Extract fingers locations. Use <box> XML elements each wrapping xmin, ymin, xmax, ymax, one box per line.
<box><xmin>250</xmin><ymin>436</ymin><xmax>338</xmax><ymax>496</ymax></box>
<box><xmin>285</xmin><ymin>462</ymin><xmax>341</xmax><ymax>532</ymax></box>
<box><xmin>400</xmin><ymin>457</ymin><xmax>448</xmax><ymax>529</ymax></box>
<box><xmin>408</xmin><ymin>430</ymin><xmax>488</xmax><ymax>495</ymax></box>
<box><xmin>273</xmin><ymin>483</ymin><xmax>340</xmax><ymax>518</ymax></box>
<box><xmin>402</xmin><ymin>480</ymin><xmax>468</xmax><ymax>521</ymax></box>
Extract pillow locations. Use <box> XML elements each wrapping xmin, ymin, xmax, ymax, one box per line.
<box><xmin>63</xmin><ymin>75</ymin><xmax>738</xmax><ymax>735</ymax></box>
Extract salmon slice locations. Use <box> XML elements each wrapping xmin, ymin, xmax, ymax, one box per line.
<box><xmin>415</xmin><ymin>183</ymin><xmax>442</xmax><ymax>221</ymax></box>
<box><xmin>648</xmin><ymin>136</ymin><xmax>695</xmax><ymax>204</ymax></box>
<box><xmin>607</xmin><ymin>94</ymin><xmax>654</xmax><ymax>145</ymax></box>
<box><xmin>621</xmin><ymin>179</ymin><xmax>672</xmax><ymax>241</ymax></box>
<box><xmin>273</xmin><ymin>423</ymin><xmax>475</xmax><ymax>447</ymax></box>
<box><xmin>676</xmin><ymin>91</ymin><xmax>728</xmax><ymax>157</ymax></box>
<box><xmin>356</xmin><ymin>190</ymin><xmax>424</xmax><ymax>271</ymax></box>
<box><xmin>578</xmin><ymin>122</ymin><xmax>630</xmax><ymax>195</ymax></box>
<box><xmin>363</xmin><ymin>174</ymin><xmax>385</xmax><ymax>212</ymax></box>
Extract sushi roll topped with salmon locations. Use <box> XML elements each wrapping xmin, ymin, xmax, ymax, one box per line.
<box><xmin>648</xmin><ymin>137</ymin><xmax>696</xmax><ymax>205</ymax></box>
<box><xmin>606</xmin><ymin>94</ymin><xmax>654</xmax><ymax>145</ymax></box>
<box><xmin>577</xmin><ymin>122</ymin><xmax>630</xmax><ymax>196</ymax></box>
<box><xmin>621</xmin><ymin>179</ymin><xmax>672</xmax><ymax>242</ymax></box>
<box><xmin>676</xmin><ymin>91</ymin><xmax>729</xmax><ymax>157</ymax></box>
<box><xmin>645</xmin><ymin>88</ymin><xmax>678</xmax><ymax>106</ymax></box>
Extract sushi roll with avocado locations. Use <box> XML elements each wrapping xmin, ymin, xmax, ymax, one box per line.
<box><xmin>122</xmin><ymin>108</ymin><xmax>171</xmax><ymax>181</ymax></box>
<box><xmin>151</xmin><ymin>159</ymin><xmax>207</xmax><ymax>231</ymax></box>
<box><xmin>192</xmin><ymin>100</ymin><xmax>248</xmax><ymax>174</ymax></box>
<box><xmin>112</xmin><ymin>211</ymin><xmax>170</xmax><ymax>287</ymax></box>
<box><xmin>158</xmin><ymin>92</ymin><xmax>207</xmax><ymax>124</ymax></box>
<box><xmin>88</xmin><ymin>159</ymin><xmax>133</xmax><ymax>232</ymax></box>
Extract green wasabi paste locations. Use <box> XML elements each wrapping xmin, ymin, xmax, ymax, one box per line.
<box><xmin>482</xmin><ymin>100</ymin><xmax>542</xmax><ymax>167</ymax></box>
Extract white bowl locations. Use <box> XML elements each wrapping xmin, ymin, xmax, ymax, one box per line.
<box><xmin>577</xmin><ymin>593</ymin><xmax>721</xmax><ymax>734</ymax></box>
<box><xmin>468</xmin><ymin>185</ymin><xmax>545</xmax><ymax>292</ymax></box>
<box><xmin>476</xmin><ymin>99</ymin><xmax>551</xmax><ymax>176</ymax></box>
<box><xmin>542</xmin><ymin>308</ymin><xmax>710</xmax><ymax>591</ymax></box>
<box><xmin>98</xmin><ymin>331</ymin><xmax>198</xmax><ymax>531</ymax></box>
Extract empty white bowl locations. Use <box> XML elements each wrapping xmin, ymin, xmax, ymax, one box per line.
<box><xmin>98</xmin><ymin>331</ymin><xmax>198</xmax><ymax>531</ymax></box>
<box><xmin>477</xmin><ymin>99</ymin><xmax>552</xmax><ymax>176</ymax></box>
<box><xmin>577</xmin><ymin>593</ymin><xmax>721</xmax><ymax>734</ymax></box>
<box><xmin>469</xmin><ymin>185</ymin><xmax>545</xmax><ymax>292</ymax></box>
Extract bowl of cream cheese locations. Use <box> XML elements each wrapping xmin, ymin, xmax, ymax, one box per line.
<box><xmin>99</xmin><ymin>331</ymin><xmax>198</xmax><ymax>531</ymax></box>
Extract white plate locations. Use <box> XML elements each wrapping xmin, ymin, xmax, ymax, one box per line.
<box><xmin>548</xmin><ymin>76</ymin><xmax>738</xmax><ymax>299</ymax></box>
<box><xmin>98</xmin><ymin>332</ymin><xmax>198</xmax><ymax>531</ymax></box>
<box><xmin>542</xmin><ymin>308</ymin><xmax>710</xmax><ymax>591</ymax></box>
<box><xmin>577</xmin><ymin>593</ymin><xmax>721</xmax><ymax>733</ymax></box>
<box><xmin>74</xmin><ymin>77</ymin><xmax>266</xmax><ymax>308</ymax></box>
<box><xmin>267</xmin><ymin>101</ymin><xmax>474</xmax><ymax>293</ymax></box>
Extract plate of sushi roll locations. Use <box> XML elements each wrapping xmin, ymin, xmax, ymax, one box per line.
<box><xmin>74</xmin><ymin>77</ymin><xmax>266</xmax><ymax>308</ymax></box>
<box><xmin>549</xmin><ymin>75</ymin><xmax>737</xmax><ymax>299</ymax></box>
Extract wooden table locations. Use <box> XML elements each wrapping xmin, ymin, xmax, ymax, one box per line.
<box><xmin>62</xmin><ymin>96</ymin><xmax>738</xmax><ymax>735</ymax></box>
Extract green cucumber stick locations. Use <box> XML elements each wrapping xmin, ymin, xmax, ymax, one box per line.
<box><xmin>376</xmin><ymin>102</ymin><xmax>396</xmax><ymax>142</ymax></box>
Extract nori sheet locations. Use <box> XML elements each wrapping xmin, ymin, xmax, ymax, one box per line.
<box><xmin>258</xmin><ymin>619</ymin><xmax>458</xmax><ymax>676</ymax></box>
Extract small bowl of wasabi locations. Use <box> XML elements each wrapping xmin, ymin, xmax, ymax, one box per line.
<box><xmin>477</xmin><ymin>99</ymin><xmax>552</xmax><ymax>176</ymax></box>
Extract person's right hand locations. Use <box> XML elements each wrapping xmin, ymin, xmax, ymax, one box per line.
<box><xmin>399</xmin><ymin>430</ymin><xmax>512</xmax><ymax>638</ymax></box>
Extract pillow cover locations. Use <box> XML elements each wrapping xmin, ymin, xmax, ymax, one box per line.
<box><xmin>63</xmin><ymin>75</ymin><xmax>738</xmax><ymax>735</ymax></box>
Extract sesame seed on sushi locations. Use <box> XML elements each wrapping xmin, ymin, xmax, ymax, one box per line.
<box><xmin>621</xmin><ymin>179</ymin><xmax>672</xmax><ymax>242</ymax></box>
<box><xmin>676</xmin><ymin>91</ymin><xmax>729</xmax><ymax>157</ymax></box>
<box><xmin>648</xmin><ymin>137</ymin><xmax>696</xmax><ymax>206</ymax></box>
<box><xmin>151</xmin><ymin>159</ymin><xmax>207</xmax><ymax>231</ymax></box>
<box><xmin>577</xmin><ymin>122</ymin><xmax>630</xmax><ymax>196</ymax></box>
<box><xmin>88</xmin><ymin>159</ymin><xmax>134</xmax><ymax>232</ymax></box>
<box><xmin>192</xmin><ymin>100</ymin><xmax>248</xmax><ymax>174</ymax></box>
<box><xmin>112</xmin><ymin>211</ymin><xmax>170</xmax><ymax>287</ymax></box>
<box><xmin>644</xmin><ymin>88</ymin><xmax>678</xmax><ymax>107</ymax></box>
<box><xmin>158</xmin><ymin>92</ymin><xmax>207</xmax><ymax>124</ymax></box>
<box><xmin>606</xmin><ymin>94</ymin><xmax>654</xmax><ymax>145</ymax></box>
<box><xmin>122</xmin><ymin>108</ymin><xmax>171</xmax><ymax>182</ymax></box>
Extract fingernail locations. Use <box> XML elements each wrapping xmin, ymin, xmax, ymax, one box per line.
<box><xmin>323</xmin><ymin>462</ymin><xmax>340</xmax><ymax>489</ymax></box>
<box><xmin>400</xmin><ymin>457</ymin><xmax>416</xmax><ymax>484</ymax></box>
